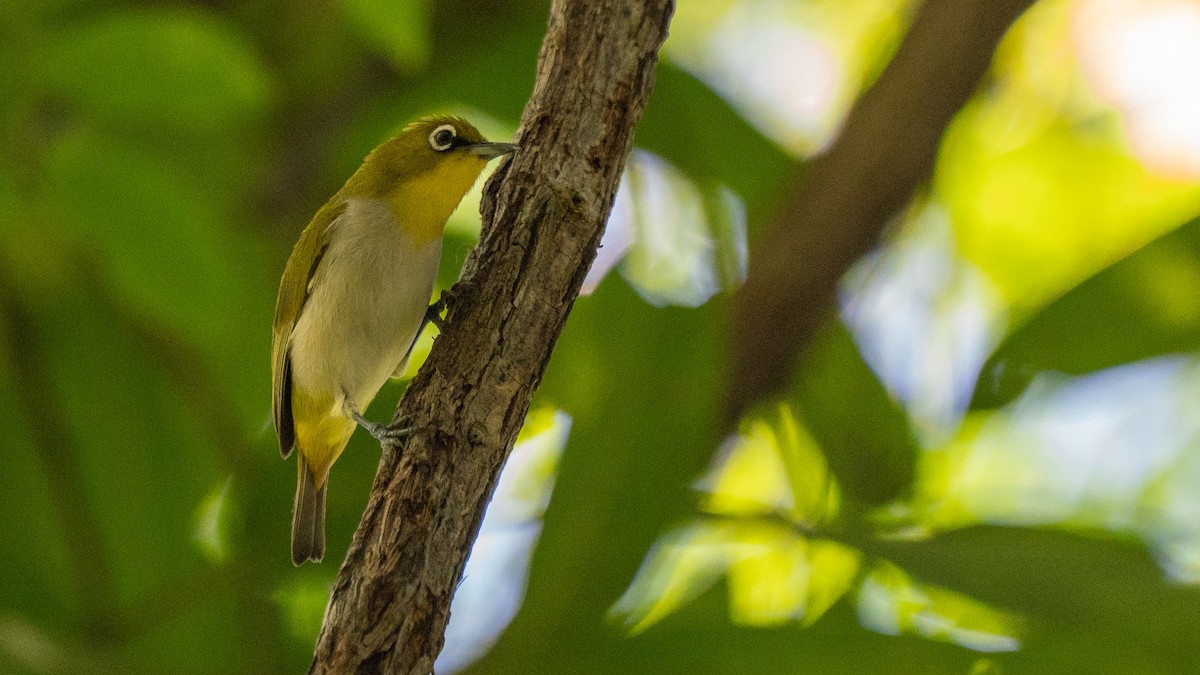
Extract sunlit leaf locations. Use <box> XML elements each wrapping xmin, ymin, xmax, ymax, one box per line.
<box><xmin>483</xmin><ymin>408</ymin><xmax>571</xmax><ymax>526</ymax></box>
<box><xmin>769</xmin><ymin>405</ymin><xmax>840</xmax><ymax>525</ymax></box>
<box><xmin>803</xmin><ymin>539</ymin><xmax>863</xmax><ymax>626</ymax></box>
<box><xmin>616</xmin><ymin>517</ymin><xmax>861</xmax><ymax>634</ymax></box>
<box><xmin>727</xmin><ymin>533</ymin><xmax>862</xmax><ymax>627</ymax></box>
<box><xmin>701</xmin><ymin>404</ymin><xmax>839</xmax><ymax>525</ymax></box>
<box><xmin>193</xmin><ymin>477</ymin><xmax>235</xmax><ymax>564</ymax></box>
<box><xmin>972</xmin><ymin>216</ymin><xmax>1200</xmax><ymax>409</ymax></box>
<box><xmin>725</xmin><ymin>526</ymin><xmax>808</xmax><ymax>626</ymax></box>
<box><xmin>939</xmin><ymin>2</ymin><xmax>1200</xmax><ymax>317</ymax></box>
<box><xmin>617</xmin><ymin>151</ymin><xmax>746</xmax><ymax>308</ymax></box>
<box><xmin>857</xmin><ymin>560</ymin><xmax>1021</xmax><ymax>653</ymax></box>
<box><xmin>613</xmin><ymin>522</ymin><xmax>731</xmax><ymax>634</ymax></box>
<box><xmin>700</xmin><ymin>430</ymin><xmax>793</xmax><ymax>517</ymax></box>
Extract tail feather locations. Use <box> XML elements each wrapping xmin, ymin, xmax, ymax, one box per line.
<box><xmin>291</xmin><ymin>460</ymin><xmax>326</xmax><ymax>565</ymax></box>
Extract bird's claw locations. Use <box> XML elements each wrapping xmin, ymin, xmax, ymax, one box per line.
<box><xmin>425</xmin><ymin>284</ymin><xmax>471</xmax><ymax>332</ymax></box>
<box><xmin>424</xmin><ymin>301</ymin><xmax>447</xmax><ymax>332</ymax></box>
<box><xmin>351</xmin><ymin>410</ymin><xmax>414</xmax><ymax>444</ymax></box>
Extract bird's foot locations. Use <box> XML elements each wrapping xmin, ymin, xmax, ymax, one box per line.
<box><xmin>425</xmin><ymin>281</ymin><xmax>479</xmax><ymax>332</ymax></box>
<box><xmin>424</xmin><ymin>299</ymin><xmax>448</xmax><ymax>333</ymax></box>
<box><xmin>351</xmin><ymin>410</ymin><xmax>413</xmax><ymax>443</ymax></box>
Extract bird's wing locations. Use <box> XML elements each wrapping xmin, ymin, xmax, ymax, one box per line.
<box><xmin>272</xmin><ymin>200</ymin><xmax>345</xmax><ymax>457</ymax></box>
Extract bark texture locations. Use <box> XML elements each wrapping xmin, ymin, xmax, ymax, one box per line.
<box><xmin>724</xmin><ymin>0</ymin><xmax>1036</xmax><ymax>425</ymax></box>
<box><xmin>308</xmin><ymin>1</ymin><xmax>674</xmax><ymax>672</ymax></box>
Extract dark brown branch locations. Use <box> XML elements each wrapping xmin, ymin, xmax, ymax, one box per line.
<box><xmin>308</xmin><ymin>1</ymin><xmax>674</xmax><ymax>672</ymax></box>
<box><xmin>724</xmin><ymin>0</ymin><xmax>1036</xmax><ymax>425</ymax></box>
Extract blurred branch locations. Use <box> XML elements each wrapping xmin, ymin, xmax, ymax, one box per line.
<box><xmin>89</xmin><ymin>273</ymin><xmax>286</xmax><ymax>675</ymax></box>
<box><xmin>308</xmin><ymin>1</ymin><xmax>673</xmax><ymax>673</ymax></box>
<box><xmin>724</xmin><ymin>0</ymin><xmax>1036</xmax><ymax>425</ymax></box>
<box><xmin>0</xmin><ymin>276</ymin><xmax>120</xmax><ymax>646</ymax></box>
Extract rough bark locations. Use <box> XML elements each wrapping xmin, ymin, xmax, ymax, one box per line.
<box><xmin>308</xmin><ymin>1</ymin><xmax>674</xmax><ymax>673</ymax></box>
<box><xmin>724</xmin><ymin>0</ymin><xmax>1037</xmax><ymax>426</ymax></box>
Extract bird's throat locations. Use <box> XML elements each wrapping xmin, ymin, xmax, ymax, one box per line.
<box><xmin>384</xmin><ymin>157</ymin><xmax>487</xmax><ymax>247</ymax></box>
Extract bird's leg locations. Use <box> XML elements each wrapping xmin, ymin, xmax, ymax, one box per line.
<box><xmin>393</xmin><ymin>284</ymin><xmax>474</xmax><ymax>377</ymax></box>
<box><xmin>349</xmin><ymin>407</ymin><xmax>413</xmax><ymax>443</ymax></box>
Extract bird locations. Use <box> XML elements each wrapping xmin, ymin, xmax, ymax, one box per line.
<box><xmin>271</xmin><ymin>115</ymin><xmax>515</xmax><ymax>565</ymax></box>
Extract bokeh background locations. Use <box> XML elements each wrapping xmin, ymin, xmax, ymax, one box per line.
<box><xmin>4</xmin><ymin>0</ymin><xmax>1200</xmax><ymax>673</ymax></box>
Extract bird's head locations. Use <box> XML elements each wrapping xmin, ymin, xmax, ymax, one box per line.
<box><xmin>352</xmin><ymin>115</ymin><xmax>515</xmax><ymax>194</ymax></box>
<box><xmin>341</xmin><ymin>115</ymin><xmax>516</xmax><ymax>245</ymax></box>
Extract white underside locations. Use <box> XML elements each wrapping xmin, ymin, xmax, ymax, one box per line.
<box><xmin>288</xmin><ymin>197</ymin><xmax>441</xmax><ymax>418</ymax></box>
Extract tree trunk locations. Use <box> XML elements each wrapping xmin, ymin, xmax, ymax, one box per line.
<box><xmin>308</xmin><ymin>1</ymin><xmax>674</xmax><ymax>672</ymax></box>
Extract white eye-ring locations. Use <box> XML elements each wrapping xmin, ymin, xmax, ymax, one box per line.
<box><xmin>429</xmin><ymin>124</ymin><xmax>457</xmax><ymax>151</ymax></box>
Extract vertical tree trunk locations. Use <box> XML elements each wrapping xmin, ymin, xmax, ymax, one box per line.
<box><xmin>309</xmin><ymin>1</ymin><xmax>674</xmax><ymax>672</ymax></box>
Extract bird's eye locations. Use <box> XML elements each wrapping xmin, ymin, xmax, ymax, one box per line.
<box><xmin>429</xmin><ymin>125</ymin><xmax>457</xmax><ymax>151</ymax></box>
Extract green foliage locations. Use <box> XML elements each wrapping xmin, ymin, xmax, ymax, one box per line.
<box><xmin>43</xmin><ymin>9</ymin><xmax>275</xmax><ymax>135</ymax></box>
<box><xmin>974</xmin><ymin>216</ymin><xmax>1200</xmax><ymax>408</ymax></box>
<box><xmin>341</xmin><ymin>0</ymin><xmax>431</xmax><ymax>72</ymax></box>
<box><xmin>3</xmin><ymin>0</ymin><xmax>1200</xmax><ymax>674</ymax></box>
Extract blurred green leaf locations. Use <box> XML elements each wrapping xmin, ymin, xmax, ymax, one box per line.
<box><xmin>939</xmin><ymin>3</ymin><xmax>1200</xmax><ymax>316</ymax></box>
<box><xmin>44</xmin><ymin>9</ymin><xmax>275</xmax><ymax>134</ymax></box>
<box><xmin>273</xmin><ymin>573</ymin><xmax>333</xmax><ymax>642</ymax></box>
<box><xmin>704</xmin><ymin>183</ymin><xmax>749</xmax><ymax>293</ymax></box>
<box><xmin>857</xmin><ymin>559</ymin><xmax>1021</xmax><ymax>653</ymax></box>
<box><xmin>37</xmin><ymin>290</ymin><xmax>221</xmax><ymax>606</ymax></box>
<box><xmin>340</xmin><ymin>0</ymin><xmax>430</xmax><ymax>72</ymax></box>
<box><xmin>45</xmin><ymin>128</ymin><xmax>264</xmax><ymax>355</ymax></box>
<box><xmin>193</xmin><ymin>478</ymin><xmax>236</xmax><ymax>564</ymax></box>
<box><xmin>795</xmin><ymin>321</ymin><xmax>919</xmax><ymax>505</ymax></box>
<box><xmin>972</xmin><ymin>216</ymin><xmax>1200</xmax><ymax>409</ymax></box>
<box><xmin>874</xmin><ymin>526</ymin><xmax>1200</xmax><ymax>670</ymax></box>
<box><xmin>0</xmin><ymin>614</ymin><xmax>125</xmax><ymax>675</ymax></box>
<box><xmin>613</xmin><ymin>519</ymin><xmax>862</xmax><ymax>634</ymax></box>
<box><xmin>124</xmin><ymin>591</ymin><xmax>245</xmax><ymax>675</ymax></box>
<box><xmin>0</xmin><ymin>319</ymin><xmax>77</xmax><ymax>634</ymax></box>
<box><xmin>613</xmin><ymin>523</ymin><xmax>732</xmax><ymax>634</ymax></box>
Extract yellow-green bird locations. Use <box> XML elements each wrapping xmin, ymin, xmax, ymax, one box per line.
<box><xmin>272</xmin><ymin>116</ymin><xmax>514</xmax><ymax>565</ymax></box>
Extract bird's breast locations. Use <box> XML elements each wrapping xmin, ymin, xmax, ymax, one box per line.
<box><xmin>289</xmin><ymin>197</ymin><xmax>442</xmax><ymax>417</ymax></box>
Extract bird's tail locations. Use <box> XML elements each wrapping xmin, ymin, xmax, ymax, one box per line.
<box><xmin>291</xmin><ymin>459</ymin><xmax>326</xmax><ymax>565</ymax></box>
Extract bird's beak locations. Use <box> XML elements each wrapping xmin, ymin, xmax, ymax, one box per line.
<box><xmin>466</xmin><ymin>142</ymin><xmax>517</xmax><ymax>159</ymax></box>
